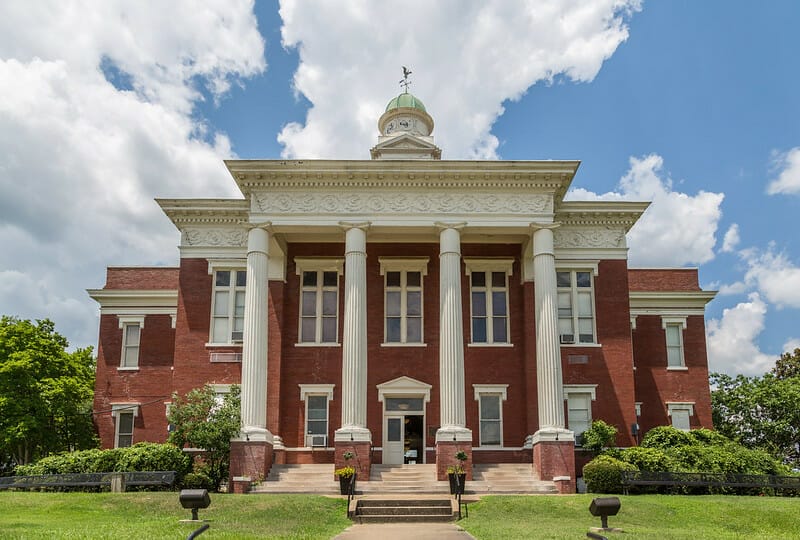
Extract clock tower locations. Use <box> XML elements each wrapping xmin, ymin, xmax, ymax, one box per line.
<box><xmin>370</xmin><ymin>90</ymin><xmax>442</xmax><ymax>160</ymax></box>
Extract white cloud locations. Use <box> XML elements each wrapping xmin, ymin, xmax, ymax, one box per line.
<box><xmin>741</xmin><ymin>245</ymin><xmax>800</xmax><ymax>309</ymax></box>
<box><xmin>782</xmin><ymin>338</ymin><xmax>800</xmax><ymax>355</ymax></box>
<box><xmin>766</xmin><ymin>147</ymin><xmax>800</xmax><ymax>195</ymax></box>
<box><xmin>568</xmin><ymin>154</ymin><xmax>724</xmax><ymax>266</ymax></box>
<box><xmin>706</xmin><ymin>293</ymin><xmax>777</xmax><ymax>376</ymax></box>
<box><xmin>277</xmin><ymin>0</ymin><xmax>641</xmax><ymax>159</ymax></box>
<box><xmin>721</xmin><ymin>223</ymin><xmax>740</xmax><ymax>253</ymax></box>
<box><xmin>0</xmin><ymin>1</ymin><xmax>265</xmax><ymax>349</ymax></box>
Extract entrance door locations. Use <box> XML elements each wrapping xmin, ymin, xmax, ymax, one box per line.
<box><xmin>383</xmin><ymin>416</ymin><xmax>405</xmax><ymax>464</ymax></box>
<box><xmin>382</xmin><ymin>395</ymin><xmax>426</xmax><ymax>465</ymax></box>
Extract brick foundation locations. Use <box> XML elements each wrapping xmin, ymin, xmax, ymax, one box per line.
<box><xmin>533</xmin><ymin>440</ymin><xmax>576</xmax><ymax>493</ymax></box>
<box><xmin>334</xmin><ymin>441</ymin><xmax>371</xmax><ymax>481</ymax></box>
<box><xmin>229</xmin><ymin>439</ymin><xmax>273</xmax><ymax>492</ymax></box>
<box><xmin>435</xmin><ymin>441</ymin><xmax>473</xmax><ymax>481</ymax></box>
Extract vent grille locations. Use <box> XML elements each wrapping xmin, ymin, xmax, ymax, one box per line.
<box><xmin>209</xmin><ymin>352</ymin><xmax>242</xmax><ymax>363</ymax></box>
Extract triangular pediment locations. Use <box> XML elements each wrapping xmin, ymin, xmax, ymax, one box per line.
<box><xmin>370</xmin><ymin>133</ymin><xmax>442</xmax><ymax>160</ymax></box>
<box><xmin>376</xmin><ymin>375</ymin><xmax>432</xmax><ymax>402</ymax></box>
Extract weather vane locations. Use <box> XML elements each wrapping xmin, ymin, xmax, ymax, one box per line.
<box><xmin>399</xmin><ymin>66</ymin><xmax>412</xmax><ymax>93</ymax></box>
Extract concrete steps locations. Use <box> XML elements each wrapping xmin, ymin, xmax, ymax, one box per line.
<box><xmin>471</xmin><ymin>463</ymin><xmax>558</xmax><ymax>494</ymax></box>
<box><xmin>251</xmin><ymin>464</ymin><xmax>339</xmax><ymax>494</ymax></box>
<box><xmin>352</xmin><ymin>498</ymin><xmax>455</xmax><ymax>524</ymax></box>
<box><xmin>363</xmin><ymin>464</ymin><xmax>449</xmax><ymax>494</ymax></box>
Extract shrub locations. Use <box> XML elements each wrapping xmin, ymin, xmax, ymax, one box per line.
<box><xmin>182</xmin><ymin>472</ymin><xmax>215</xmax><ymax>490</ymax></box>
<box><xmin>689</xmin><ymin>428</ymin><xmax>731</xmax><ymax>447</ymax></box>
<box><xmin>582</xmin><ymin>420</ymin><xmax>618</xmax><ymax>454</ymax></box>
<box><xmin>583</xmin><ymin>455</ymin><xmax>637</xmax><ymax>494</ymax></box>
<box><xmin>641</xmin><ymin>426</ymin><xmax>696</xmax><ymax>449</ymax></box>
<box><xmin>114</xmin><ymin>443</ymin><xmax>190</xmax><ymax>480</ymax></box>
<box><xmin>616</xmin><ymin>446</ymin><xmax>678</xmax><ymax>472</ymax></box>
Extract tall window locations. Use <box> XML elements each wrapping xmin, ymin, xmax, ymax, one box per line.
<box><xmin>301</xmin><ymin>270</ymin><xmax>338</xmax><ymax>343</ymax></box>
<box><xmin>564</xmin><ymin>385</ymin><xmax>597</xmax><ymax>442</ymax></box>
<box><xmin>211</xmin><ymin>269</ymin><xmax>246</xmax><ymax>343</ymax></box>
<box><xmin>470</xmin><ymin>271</ymin><xmax>509</xmax><ymax>343</ymax></box>
<box><xmin>665</xmin><ymin>322</ymin><xmax>685</xmax><ymax>368</ymax></box>
<box><xmin>557</xmin><ymin>270</ymin><xmax>595</xmax><ymax>344</ymax></box>
<box><xmin>380</xmin><ymin>258</ymin><xmax>428</xmax><ymax>344</ymax></box>
<box><xmin>112</xmin><ymin>404</ymin><xmax>138</xmax><ymax>448</ymax></box>
<box><xmin>121</xmin><ymin>323</ymin><xmax>140</xmax><ymax>368</ymax></box>
<box><xmin>473</xmin><ymin>384</ymin><xmax>508</xmax><ymax>447</ymax></box>
<box><xmin>299</xmin><ymin>384</ymin><xmax>334</xmax><ymax>447</ymax></box>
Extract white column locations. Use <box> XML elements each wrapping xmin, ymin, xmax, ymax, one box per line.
<box><xmin>240</xmin><ymin>224</ymin><xmax>272</xmax><ymax>441</ymax></box>
<box><xmin>335</xmin><ymin>223</ymin><xmax>371</xmax><ymax>442</ymax></box>
<box><xmin>435</xmin><ymin>223</ymin><xmax>471</xmax><ymax>442</ymax></box>
<box><xmin>531</xmin><ymin>224</ymin><xmax>572</xmax><ymax>442</ymax></box>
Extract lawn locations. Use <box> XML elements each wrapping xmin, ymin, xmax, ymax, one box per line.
<box><xmin>0</xmin><ymin>492</ymin><xmax>798</xmax><ymax>539</ymax></box>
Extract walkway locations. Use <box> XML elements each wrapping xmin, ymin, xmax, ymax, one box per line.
<box><xmin>333</xmin><ymin>522</ymin><xmax>476</xmax><ymax>540</ymax></box>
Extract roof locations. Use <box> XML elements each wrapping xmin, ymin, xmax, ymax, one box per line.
<box><xmin>385</xmin><ymin>92</ymin><xmax>427</xmax><ymax>112</ymax></box>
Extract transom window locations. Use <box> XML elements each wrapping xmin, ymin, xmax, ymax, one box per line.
<box><xmin>557</xmin><ymin>270</ymin><xmax>595</xmax><ymax>344</ymax></box>
<box><xmin>379</xmin><ymin>258</ymin><xmax>428</xmax><ymax>345</ymax></box>
<box><xmin>211</xmin><ymin>269</ymin><xmax>246</xmax><ymax>343</ymax></box>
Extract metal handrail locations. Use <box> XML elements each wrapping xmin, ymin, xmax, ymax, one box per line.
<box><xmin>346</xmin><ymin>474</ymin><xmax>356</xmax><ymax>518</ymax></box>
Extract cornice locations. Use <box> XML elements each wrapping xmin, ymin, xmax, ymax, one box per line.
<box><xmin>87</xmin><ymin>289</ymin><xmax>178</xmax><ymax>308</ymax></box>
<box><xmin>556</xmin><ymin>201</ymin><xmax>650</xmax><ymax>232</ymax></box>
<box><xmin>629</xmin><ymin>290</ymin><xmax>717</xmax><ymax>312</ymax></box>
<box><xmin>225</xmin><ymin>159</ymin><xmax>580</xmax><ymax>198</ymax></box>
<box><xmin>156</xmin><ymin>198</ymin><xmax>248</xmax><ymax>228</ymax></box>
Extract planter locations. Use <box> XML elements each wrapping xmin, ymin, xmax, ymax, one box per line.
<box><xmin>448</xmin><ymin>473</ymin><xmax>466</xmax><ymax>495</ymax></box>
<box><xmin>339</xmin><ymin>475</ymin><xmax>356</xmax><ymax>495</ymax></box>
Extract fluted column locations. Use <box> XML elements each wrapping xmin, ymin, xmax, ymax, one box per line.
<box><xmin>531</xmin><ymin>224</ymin><xmax>571</xmax><ymax>440</ymax></box>
<box><xmin>335</xmin><ymin>222</ymin><xmax>371</xmax><ymax>442</ymax></box>
<box><xmin>240</xmin><ymin>224</ymin><xmax>272</xmax><ymax>441</ymax></box>
<box><xmin>435</xmin><ymin>223</ymin><xmax>471</xmax><ymax>442</ymax></box>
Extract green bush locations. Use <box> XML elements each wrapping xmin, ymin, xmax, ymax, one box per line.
<box><xmin>583</xmin><ymin>455</ymin><xmax>637</xmax><ymax>494</ymax></box>
<box><xmin>582</xmin><ymin>420</ymin><xmax>618</xmax><ymax>454</ymax></box>
<box><xmin>182</xmin><ymin>472</ymin><xmax>215</xmax><ymax>490</ymax></box>
<box><xmin>641</xmin><ymin>426</ymin><xmax>696</xmax><ymax>449</ymax></box>
<box><xmin>114</xmin><ymin>443</ymin><xmax>191</xmax><ymax>480</ymax></box>
<box><xmin>688</xmin><ymin>428</ymin><xmax>731</xmax><ymax>447</ymax></box>
<box><xmin>616</xmin><ymin>446</ymin><xmax>677</xmax><ymax>472</ymax></box>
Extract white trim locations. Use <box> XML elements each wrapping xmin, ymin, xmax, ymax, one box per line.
<box><xmin>209</xmin><ymin>267</ymin><xmax>246</xmax><ymax>344</ymax></box>
<box><xmin>467</xmin><ymin>343</ymin><xmax>514</xmax><ymax>348</ymax></box>
<box><xmin>556</xmin><ymin>268</ymin><xmax>597</xmax><ymax>345</ymax></box>
<box><xmin>472</xmin><ymin>384</ymin><xmax>509</xmax><ymax>401</ymax></box>
<box><xmin>663</xmin><ymin>320</ymin><xmax>686</xmax><ymax>368</ymax></box>
<box><xmin>635</xmin><ymin>402</ymin><xmax>642</xmax><ymax>417</ymax></box>
<box><xmin>377</xmin><ymin>376</ymin><xmax>432</xmax><ymax>403</ymax></box>
<box><xmin>463</xmin><ymin>257</ymin><xmax>515</xmax><ymax>275</ymax></box>
<box><xmin>120</xmin><ymin>320</ymin><xmax>141</xmax><ymax>368</ymax></box>
<box><xmin>87</xmin><ymin>290</ymin><xmax>178</xmax><ymax>312</ymax></box>
<box><xmin>117</xmin><ymin>315</ymin><xmax>146</xmax><ymax>329</ymax></box>
<box><xmin>630</xmin><ymin>315</ymin><xmax>637</xmax><ymax>330</ymax></box>
<box><xmin>554</xmin><ymin>260</ymin><xmax>599</xmax><ymax>276</ymax></box>
<box><xmin>666</xmin><ymin>402</ymin><xmax>695</xmax><ymax>416</ymax></box>
<box><xmin>563</xmin><ymin>384</ymin><xmax>598</xmax><ymax>400</ymax></box>
<box><xmin>661</xmin><ymin>316</ymin><xmax>688</xmax><ymax>330</ymax></box>
<box><xmin>296</xmin><ymin>260</ymin><xmax>342</xmax><ymax>345</ymax></box>
<box><xmin>380</xmin><ymin>343</ymin><xmax>427</xmax><ymax>347</ymax></box>
<box><xmin>111</xmin><ymin>402</ymin><xmax>140</xmax><ymax>417</ymax></box>
<box><xmin>465</xmin><ymin>261</ymin><xmax>512</xmax><ymax>345</ymax></box>
<box><xmin>209</xmin><ymin>384</ymin><xmax>232</xmax><ymax>394</ymax></box>
<box><xmin>207</xmin><ymin>258</ymin><xmax>247</xmax><ymax>275</ymax></box>
<box><xmin>378</xmin><ymin>257</ymin><xmax>430</xmax><ymax>275</ymax></box>
<box><xmin>298</xmin><ymin>383</ymin><xmax>335</xmax><ymax>401</ymax></box>
<box><xmin>473</xmin><ymin>384</ymin><xmax>508</xmax><ymax>449</ymax></box>
<box><xmin>380</xmin><ymin>259</ymin><xmax>427</xmax><ymax>344</ymax></box>
<box><xmin>294</xmin><ymin>257</ymin><xmax>344</xmax><ymax>274</ymax></box>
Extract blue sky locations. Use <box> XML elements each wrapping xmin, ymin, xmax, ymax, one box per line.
<box><xmin>1</xmin><ymin>1</ymin><xmax>799</xmax><ymax>375</ymax></box>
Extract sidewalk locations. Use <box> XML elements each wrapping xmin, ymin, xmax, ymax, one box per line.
<box><xmin>333</xmin><ymin>522</ymin><xmax>476</xmax><ymax>540</ymax></box>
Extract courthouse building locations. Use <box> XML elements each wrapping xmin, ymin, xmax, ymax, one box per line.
<box><xmin>89</xmin><ymin>89</ymin><xmax>716</xmax><ymax>493</ymax></box>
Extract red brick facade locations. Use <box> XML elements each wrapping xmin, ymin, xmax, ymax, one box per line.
<box><xmin>92</xmin><ymin>249</ymin><xmax>714</xmax><ymax>487</ymax></box>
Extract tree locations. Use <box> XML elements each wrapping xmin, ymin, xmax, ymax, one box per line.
<box><xmin>772</xmin><ymin>348</ymin><xmax>800</xmax><ymax>379</ymax></box>
<box><xmin>0</xmin><ymin>317</ymin><xmax>97</xmax><ymax>466</ymax></box>
<box><xmin>167</xmin><ymin>385</ymin><xmax>240</xmax><ymax>489</ymax></box>
<box><xmin>710</xmin><ymin>370</ymin><xmax>800</xmax><ymax>467</ymax></box>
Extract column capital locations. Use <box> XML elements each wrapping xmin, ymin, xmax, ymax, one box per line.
<box><xmin>338</xmin><ymin>221</ymin><xmax>371</xmax><ymax>232</ymax></box>
<box><xmin>435</xmin><ymin>221</ymin><xmax>467</xmax><ymax>232</ymax></box>
<box><xmin>529</xmin><ymin>222</ymin><xmax>560</xmax><ymax>232</ymax></box>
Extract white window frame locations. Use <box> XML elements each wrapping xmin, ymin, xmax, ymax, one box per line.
<box><xmin>117</xmin><ymin>316</ymin><xmax>144</xmax><ymax>370</ymax></box>
<box><xmin>299</xmin><ymin>384</ymin><xmax>335</xmax><ymax>448</ymax></box>
<box><xmin>556</xmin><ymin>266</ymin><xmax>598</xmax><ymax>345</ymax></box>
<box><xmin>563</xmin><ymin>384</ymin><xmax>597</xmax><ymax>442</ymax></box>
<box><xmin>473</xmin><ymin>384</ymin><xmax>508</xmax><ymax>447</ymax></box>
<box><xmin>379</xmin><ymin>258</ymin><xmax>429</xmax><ymax>345</ymax></box>
<box><xmin>662</xmin><ymin>317</ymin><xmax>687</xmax><ymax>370</ymax></box>
<box><xmin>667</xmin><ymin>402</ymin><xmax>694</xmax><ymax>431</ymax></box>
<box><xmin>111</xmin><ymin>403</ymin><xmax>139</xmax><ymax>448</ymax></box>
<box><xmin>295</xmin><ymin>258</ymin><xmax>344</xmax><ymax>346</ymax></box>
<box><xmin>207</xmin><ymin>261</ymin><xmax>247</xmax><ymax>345</ymax></box>
<box><xmin>464</xmin><ymin>258</ymin><xmax>514</xmax><ymax>346</ymax></box>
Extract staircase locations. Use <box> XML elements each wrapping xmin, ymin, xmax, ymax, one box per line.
<box><xmin>362</xmin><ymin>464</ymin><xmax>448</xmax><ymax>494</ymax></box>
<box><xmin>352</xmin><ymin>497</ymin><xmax>456</xmax><ymax>523</ymax></box>
<box><xmin>470</xmin><ymin>463</ymin><xmax>558</xmax><ymax>494</ymax></box>
<box><xmin>250</xmin><ymin>463</ymin><xmax>338</xmax><ymax>494</ymax></box>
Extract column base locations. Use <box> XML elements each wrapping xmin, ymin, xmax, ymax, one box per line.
<box><xmin>334</xmin><ymin>440</ymin><xmax>372</xmax><ymax>482</ymax></box>
<box><xmin>229</xmin><ymin>439</ymin><xmax>274</xmax><ymax>493</ymax></box>
<box><xmin>435</xmin><ymin>439</ymin><xmax>473</xmax><ymax>481</ymax></box>
<box><xmin>531</xmin><ymin>430</ymin><xmax>576</xmax><ymax>494</ymax></box>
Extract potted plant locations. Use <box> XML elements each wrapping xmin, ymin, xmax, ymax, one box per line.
<box><xmin>335</xmin><ymin>451</ymin><xmax>356</xmax><ymax>495</ymax></box>
<box><xmin>447</xmin><ymin>450</ymin><xmax>468</xmax><ymax>495</ymax></box>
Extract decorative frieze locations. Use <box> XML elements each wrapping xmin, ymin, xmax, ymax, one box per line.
<box><xmin>182</xmin><ymin>228</ymin><xmax>247</xmax><ymax>247</ymax></box>
<box><xmin>254</xmin><ymin>191</ymin><xmax>550</xmax><ymax>215</ymax></box>
<box><xmin>554</xmin><ymin>226</ymin><xmax>627</xmax><ymax>249</ymax></box>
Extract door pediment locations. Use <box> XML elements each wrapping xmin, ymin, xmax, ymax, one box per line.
<box><xmin>377</xmin><ymin>376</ymin><xmax>432</xmax><ymax>402</ymax></box>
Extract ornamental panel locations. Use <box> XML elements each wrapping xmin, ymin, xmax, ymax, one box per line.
<box><xmin>554</xmin><ymin>226</ymin><xmax>627</xmax><ymax>249</ymax></box>
<box><xmin>182</xmin><ymin>228</ymin><xmax>247</xmax><ymax>247</ymax></box>
<box><xmin>254</xmin><ymin>191</ymin><xmax>551</xmax><ymax>215</ymax></box>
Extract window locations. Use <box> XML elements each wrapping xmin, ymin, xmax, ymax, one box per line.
<box><xmin>299</xmin><ymin>384</ymin><xmax>334</xmax><ymax>447</ymax></box>
<box><xmin>662</xmin><ymin>318</ymin><xmax>687</xmax><ymax>368</ymax></box>
<box><xmin>117</xmin><ymin>316</ymin><xmax>144</xmax><ymax>369</ymax></box>
<box><xmin>557</xmin><ymin>270</ymin><xmax>596</xmax><ymax>344</ymax></box>
<box><xmin>464</xmin><ymin>258</ymin><xmax>514</xmax><ymax>345</ymax></box>
<box><xmin>667</xmin><ymin>402</ymin><xmax>694</xmax><ymax>431</ymax></box>
<box><xmin>473</xmin><ymin>384</ymin><xmax>508</xmax><ymax>447</ymax></box>
<box><xmin>295</xmin><ymin>258</ymin><xmax>343</xmax><ymax>344</ymax></box>
<box><xmin>563</xmin><ymin>384</ymin><xmax>597</xmax><ymax>441</ymax></box>
<box><xmin>211</xmin><ymin>269</ymin><xmax>246</xmax><ymax>344</ymax></box>
<box><xmin>379</xmin><ymin>258</ymin><xmax>428</xmax><ymax>344</ymax></box>
<box><xmin>111</xmin><ymin>403</ymin><xmax>139</xmax><ymax>448</ymax></box>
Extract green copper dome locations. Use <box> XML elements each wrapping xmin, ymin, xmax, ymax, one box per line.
<box><xmin>385</xmin><ymin>92</ymin><xmax>427</xmax><ymax>113</ymax></box>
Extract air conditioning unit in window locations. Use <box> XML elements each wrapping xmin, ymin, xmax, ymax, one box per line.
<box><xmin>560</xmin><ymin>334</ymin><xmax>575</xmax><ymax>344</ymax></box>
<box><xmin>308</xmin><ymin>435</ymin><xmax>327</xmax><ymax>448</ymax></box>
<box><xmin>231</xmin><ymin>331</ymin><xmax>243</xmax><ymax>342</ymax></box>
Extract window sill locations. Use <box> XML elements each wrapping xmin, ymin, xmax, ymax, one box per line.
<box><xmin>380</xmin><ymin>342</ymin><xmax>427</xmax><ymax>347</ymax></box>
<box><xmin>559</xmin><ymin>343</ymin><xmax>602</xmax><ymax>348</ymax></box>
<box><xmin>295</xmin><ymin>342</ymin><xmax>341</xmax><ymax>347</ymax></box>
<box><xmin>117</xmin><ymin>367</ymin><xmax>139</xmax><ymax>372</ymax></box>
<box><xmin>468</xmin><ymin>343</ymin><xmax>513</xmax><ymax>348</ymax></box>
<box><xmin>667</xmin><ymin>366</ymin><xmax>689</xmax><ymax>371</ymax></box>
<box><xmin>205</xmin><ymin>342</ymin><xmax>244</xmax><ymax>348</ymax></box>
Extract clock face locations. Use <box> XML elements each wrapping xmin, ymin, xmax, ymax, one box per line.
<box><xmin>385</xmin><ymin>120</ymin><xmax>396</xmax><ymax>134</ymax></box>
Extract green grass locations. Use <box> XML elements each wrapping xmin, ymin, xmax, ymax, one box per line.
<box><xmin>459</xmin><ymin>494</ymin><xmax>800</xmax><ymax>540</ymax></box>
<box><xmin>0</xmin><ymin>492</ymin><xmax>798</xmax><ymax>539</ymax></box>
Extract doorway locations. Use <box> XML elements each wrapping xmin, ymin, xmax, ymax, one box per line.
<box><xmin>382</xmin><ymin>396</ymin><xmax>426</xmax><ymax>465</ymax></box>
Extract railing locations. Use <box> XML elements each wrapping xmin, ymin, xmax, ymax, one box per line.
<box><xmin>345</xmin><ymin>474</ymin><xmax>356</xmax><ymax>519</ymax></box>
<box><xmin>620</xmin><ymin>471</ymin><xmax>800</xmax><ymax>495</ymax></box>
<box><xmin>0</xmin><ymin>471</ymin><xmax>176</xmax><ymax>491</ymax></box>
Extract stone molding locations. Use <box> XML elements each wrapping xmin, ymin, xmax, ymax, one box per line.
<box><xmin>183</xmin><ymin>228</ymin><xmax>247</xmax><ymax>247</ymax></box>
<box><xmin>554</xmin><ymin>226</ymin><xmax>627</xmax><ymax>249</ymax></box>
